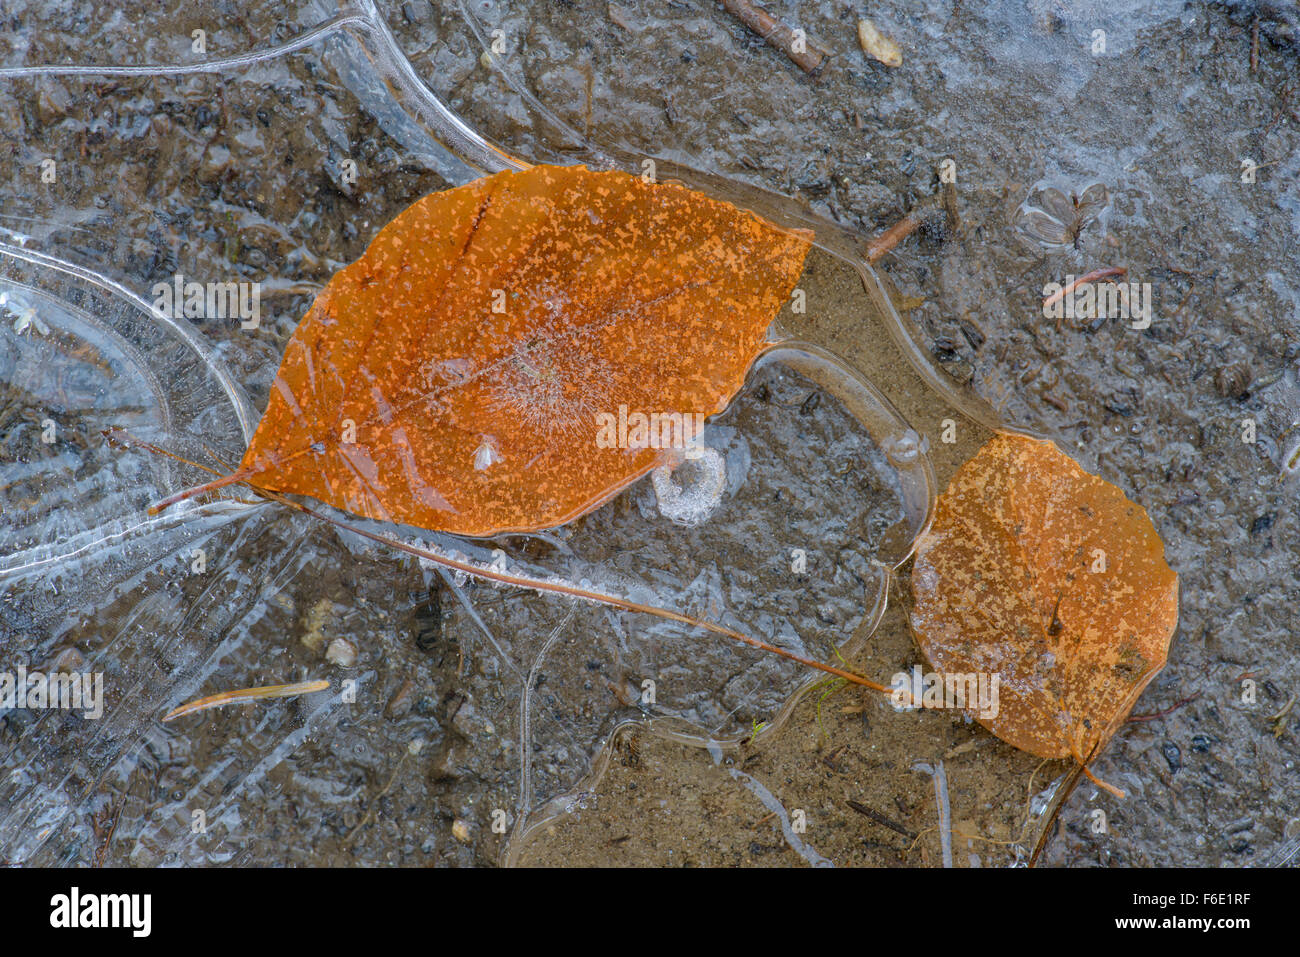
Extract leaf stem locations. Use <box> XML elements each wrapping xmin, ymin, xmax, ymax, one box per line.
<box><xmin>110</xmin><ymin>428</ymin><xmax>891</xmax><ymax>694</ymax></box>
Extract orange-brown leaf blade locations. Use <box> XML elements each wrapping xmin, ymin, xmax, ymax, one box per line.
<box><xmin>909</xmin><ymin>433</ymin><xmax>1179</xmax><ymax>762</ymax></box>
<box><xmin>239</xmin><ymin>164</ymin><xmax>812</xmax><ymax>536</ymax></box>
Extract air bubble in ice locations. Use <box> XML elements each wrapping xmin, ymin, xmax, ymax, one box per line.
<box><xmin>651</xmin><ymin>446</ymin><xmax>727</xmax><ymax>526</ymax></box>
<box><xmin>884</xmin><ymin>430</ymin><xmax>924</xmax><ymax>467</ymax></box>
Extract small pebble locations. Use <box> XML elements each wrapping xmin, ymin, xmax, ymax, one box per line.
<box><xmin>36</xmin><ymin>79</ymin><xmax>73</xmax><ymax>124</ymax></box>
<box><xmin>858</xmin><ymin>19</ymin><xmax>903</xmax><ymax>67</ymax></box>
<box><xmin>1162</xmin><ymin>741</ymin><xmax>1182</xmax><ymax>773</ymax></box>
<box><xmin>325</xmin><ymin>637</ymin><xmax>357</xmax><ymax>667</ymax></box>
<box><xmin>452</xmin><ymin>819</ymin><xmax>471</xmax><ymax>843</ymax></box>
<box><xmin>451</xmin><ymin>698</ymin><xmax>479</xmax><ymax>737</ymax></box>
<box><xmin>385</xmin><ymin>679</ymin><xmax>415</xmax><ymax>719</ymax></box>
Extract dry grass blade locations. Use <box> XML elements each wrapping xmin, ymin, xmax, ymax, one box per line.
<box><xmin>163</xmin><ymin>680</ymin><xmax>331</xmax><ymax>722</ymax></box>
<box><xmin>110</xmin><ymin>429</ymin><xmax>889</xmax><ymax>694</ymax></box>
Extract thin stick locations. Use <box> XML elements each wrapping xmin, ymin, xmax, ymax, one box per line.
<box><xmin>721</xmin><ymin>0</ymin><xmax>828</xmax><ymax>75</ymax></box>
<box><xmin>109</xmin><ymin>429</ymin><xmax>890</xmax><ymax>694</ymax></box>
<box><xmin>912</xmin><ymin>760</ymin><xmax>952</xmax><ymax>867</ymax></box>
<box><xmin>1127</xmin><ymin>690</ymin><xmax>1202</xmax><ymax>723</ymax></box>
<box><xmin>279</xmin><ymin>493</ymin><xmax>891</xmax><ymax>692</ymax></box>
<box><xmin>866</xmin><ymin>213</ymin><xmax>922</xmax><ymax>263</ymax></box>
<box><xmin>865</xmin><ymin>185</ymin><xmax>958</xmax><ymax>264</ymax></box>
<box><xmin>1069</xmin><ymin>737</ymin><xmax>1124</xmax><ymax>799</ymax></box>
<box><xmin>103</xmin><ymin>428</ymin><xmax>220</xmax><ymax>473</ymax></box>
<box><xmin>846</xmin><ymin>799</ymin><xmax>917</xmax><ymax>839</ymax></box>
<box><xmin>93</xmin><ymin>768</ymin><xmax>133</xmax><ymax>868</ymax></box>
<box><xmin>163</xmin><ymin>679</ymin><xmax>331</xmax><ymax>722</ymax></box>
<box><xmin>1042</xmin><ymin>266</ymin><xmax>1127</xmax><ymax>308</ymax></box>
<box><xmin>147</xmin><ymin>466</ymin><xmax>256</xmax><ymax>514</ymax></box>
<box><xmin>1030</xmin><ymin>732</ymin><xmax>1130</xmax><ymax>865</ymax></box>
<box><xmin>1251</xmin><ymin>16</ymin><xmax>1259</xmax><ymax>74</ymax></box>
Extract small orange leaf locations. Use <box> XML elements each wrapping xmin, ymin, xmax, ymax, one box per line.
<box><xmin>167</xmin><ymin>164</ymin><xmax>811</xmax><ymax>536</ymax></box>
<box><xmin>909</xmin><ymin>433</ymin><xmax>1179</xmax><ymax>768</ymax></box>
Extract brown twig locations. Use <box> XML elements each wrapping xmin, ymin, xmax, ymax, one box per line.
<box><xmin>93</xmin><ymin>769</ymin><xmax>134</xmax><ymax>868</ymax></box>
<box><xmin>846</xmin><ymin>799</ymin><xmax>917</xmax><ymax>839</ymax></box>
<box><xmin>866</xmin><ymin>184</ymin><xmax>960</xmax><ymax>263</ymax></box>
<box><xmin>1030</xmin><ymin>733</ymin><xmax>1126</xmax><ymax>865</ymax></box>
<box><xmin>1042</xmin><ymin>266</ymin><xmax>1127</xmax><ymax>308</ymax></box>
<box><xmin>866</xmin><ymin>213</ymin><xmax>922</xmax><ymax>263</ymax></box>
<box><xmin>1126</xmin><ymin>690</ymin><xmax>1202</xmax><ymax>723</ymax></box>
<box><xmin>721</xmin><ymin>0</ymin><xmax>828</xmax><ymax>75</ymax></box>
<box><xmin>1263</xmin><ymin>82</ymin><xmax>1296</xmax><ymax>136</ymax></box>
<box><xmin>1251</xmin><ymin>15</ymin><xmax>1260</xmax><ymax>74</ymax></box>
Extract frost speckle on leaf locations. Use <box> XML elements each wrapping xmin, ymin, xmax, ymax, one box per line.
<box><xmin>910</xmin><ymin>433</ymin><xmax>1178</xmax><ymax>768</ymax></box>
<box><xmin>162</xmin><ymin>163</ymin><xmax>812</xmax><ymax>537</ymax></box>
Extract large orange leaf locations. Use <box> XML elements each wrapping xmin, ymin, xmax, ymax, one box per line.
<box><xmin>909</xmin><ymin>433</ymin><xmax>1179</xmax><ymax>766</ymax></box>
<box><xmin>175</xmin><ymin>164</ymin><xmax>811</xmax><ymax>536</ymax></box>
